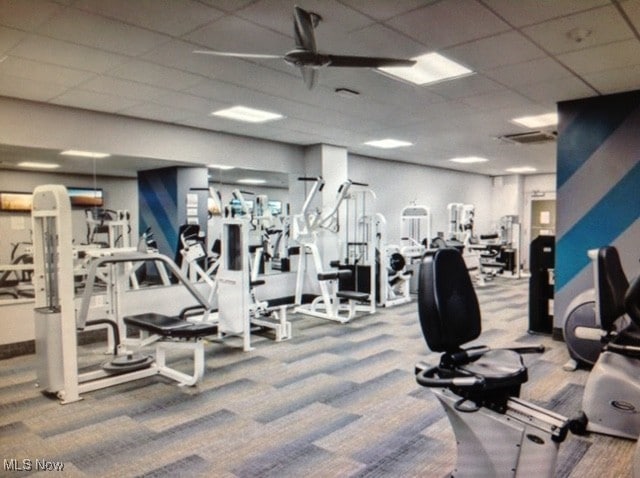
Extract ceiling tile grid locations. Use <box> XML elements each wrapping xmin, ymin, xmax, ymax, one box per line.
<box><xmin>0</xmin><ymin>0</ymin><xmax>639</xmax><ymax>178</ymax></box>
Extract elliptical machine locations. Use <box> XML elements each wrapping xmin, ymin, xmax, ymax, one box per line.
<box><xmin>414</xmin><ymin>248</ymin><xmax>569</xmax><ymax>477</ymax></box>
<box><xmin>569</xmin><ymin>246</ymin><xmax>640</xmax><ymax>439</ymax></box>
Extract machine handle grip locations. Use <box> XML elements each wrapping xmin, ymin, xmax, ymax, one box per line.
<box><xmin>297</xmin><ymin>176</ymin><xmax>323</xmax><ymax>181</ymax></box>
<box><xmin>415</xmin><ymin>366</ymin><xmax>485</xmax><ymax>388</ymax></box>
<box><xmin>507</xmin><ymin>345</ymin><xmax>545</xmax><ymax>354</ymax></box>
<box><xmin>239</xmin><ymin>190</ymin><xmax>255</xmax><ymax>195</ymax></box>
<box><xmin>350</xmin><ymin>181</ymin><xmax>369</xmax><ymax>187</ymax></box>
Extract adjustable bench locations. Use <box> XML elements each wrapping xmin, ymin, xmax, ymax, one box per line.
<box><xmin>124</xmin><ymin>312</ymin><xmax>217</xmax><ymax>386</ymax></box>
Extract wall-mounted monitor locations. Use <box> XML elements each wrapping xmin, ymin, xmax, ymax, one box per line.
<box><xmin>267</xmin><ymin>200</ymin><xmax>282</xmax><ymax>215</ymax></box>
<box><xmin>68</xmin><ymin>187</ymin><xmax>104</xmax><ymax>207</ymax></box>
<box><xmin>0</xmin><ymin>192</ymin><xmax>33</xmax><ymax>212</ymax></box>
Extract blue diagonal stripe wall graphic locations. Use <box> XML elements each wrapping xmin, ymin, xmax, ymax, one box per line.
<box><xmin>556</xmin><ymin>159</ymin><xmax>640</xmax><ymax>291</ymax></box>
<box><xmin>138</xmin><ymin>172</ymin><xmax>178</xmax><ymax>257</ymax></box>
<box><xmin>557</xmin><ymin>92</ymin><xmax>640</xmax><ymax>188</ymax></box>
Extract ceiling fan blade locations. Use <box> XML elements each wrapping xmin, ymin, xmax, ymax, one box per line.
<box><xmin>326</xmin><ymin>55</ymin><xmax>416</xmax><ymax>68</ymax></box>
<box><xmin>299</xmin><ymin>66</ymin><xmax>318</xmax><ymax>90</ymax></box>
<box><xmin>193</xmin><ymin>50</ymin><xmax>283</xmax><ymax>60</ymax></box>
<box><xmin>293</xmin><ymin>6</ymin><xmax>317</xmax><ymax>53</ymax></box>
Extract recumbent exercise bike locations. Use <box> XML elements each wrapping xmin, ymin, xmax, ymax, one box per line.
<box><xmin>414</xmin><ymin>248</ymin><xmax>569</xmax><ymax>477</ymax></box>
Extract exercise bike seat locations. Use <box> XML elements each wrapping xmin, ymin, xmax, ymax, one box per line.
<box><xmin>416</xmin><ymin>248</ymin><xmax>528</xmax><ymax>408</ymax></box>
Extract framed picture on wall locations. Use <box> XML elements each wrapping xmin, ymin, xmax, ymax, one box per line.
<box><xmin>67</xmin><ymin>187</ymin><xmax>104</xmax><ymax>207</ymax></box>
<box><xmin>0</xmin><ymin>192</ymin><xmax>33</xmax><ymax>212</ymax></box>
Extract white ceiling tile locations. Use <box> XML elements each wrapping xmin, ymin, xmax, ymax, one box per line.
<box><xmin>557</xmin><ymin>39</ymin><xmax>640</xmax><ymax>75</ymax></box>
<box><xmin>424</xmin><ymin>74</ymin><xmax>504</xmax><ymax>100</ymax></box>
<box><xmin>0</xmin><ymin>73</ymin><xmax>68</xmax><ymax>101</ymax></box>
<box><xmin>522</xmin><ymin>5</ymin><xmax>634</xmax><ymax>55</ymax></box>
<box><xmin>108</xmin><ymin>60</ymin><xmax>205</xmax><ymax>90</ymax></box>
<box><xmin>460</xmin><ymin>89</ymin><xmax>535</xmax><ymax>112</ymax></box>
<box><xmin>151</xmin><ymin>91</ymin><xmax>228</xmax><ymax>115</ymax></box>
<box><xmin>319</xmin><ymin>22</ymin><xmax>426</xmax><ymax>59</ymax></box>
<box><xmin>8</xmin><ymin>34</ymin><xmax>129</xmax><ymax>73</ymax></box>
<box><xmin>388</xmin><ymin>0</ymin><xmax>510</xmax><ymax>49</ymax></box>
<box><xmin>484</xmin><ymin>57</ymin><xmax>574</xmax><ymax>88</ymax></box>
<box><xmin>444</xmin><ymin>31</ymin><xmax>546</xmax><ymax>71</ymax></box>
<box><xmin>236</xmin><ymin>0</ymin><xmax>374</xmax><ymax>37</ymax></box>
<box><xmin>38</xmin><ymin>7</ymin><xmax>170</xmax><ymax>56</ymax></box>
<box><xmin>185</xmin><ymin>14</ymin><xmax>291</xmax><ymax>53</ymax></box>
<box><xmin>198</xmin><ymin>0</ymin><xmax>260</xmax><ymax>13</ymax></box>
<box><xmin>482</xmin><ymin>0</ymin><xmax>610</xmax><ymax>27</ymax></box>
<box><xmin>51</xmin><ymin>88</ymin><xmax>142</xmax><ymax>113</ymax></box>
<box><xmin>620</xmin><ymin>0</ymin><xmax>640</xmax><ymax>31</ymax></box>
<box><xmin>516</xmin><ymin>76</ymin><xmax>597</xmax><ymax>105</ymax></box>
<box><xmin>339</xmin><ymin>0</ymin><xmax>437</xmax><ymax>21</ymax></box>
<box><xmin>583</xmin><ymin>63</ymin><xmax>640</xmax><ymax>95</ymax></box>
<box><xmin>0</xmin><ymin>56</ymin><xmax>94</xmax><ymax>86</ymax></box>
<box><xmin>118</xmin><ymin>102</ymin><xmax>195</xmax><ymax>123</ymax></box>
<box><xmin>0</xmin><ymin>26</ymin><xmax>27</xmax><ymax>55</ymax></box>
<box><xmin>72</xmin><ymin>0</ymin><xmax>225</xmax><ymax>37</ymax></box>
<box><xmin>80</xmin><ymin>76</ymin><xmax>170</xmax><ymax>101</ymax></box>
<box><xmin>0</xmin><ymin>0</ymin><xmax>64</xmax><ymax>31</ymax></box>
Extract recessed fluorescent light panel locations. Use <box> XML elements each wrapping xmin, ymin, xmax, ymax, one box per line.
<box><xmin>212</xmin><ymin>106</ymin><xmax>284</xmax><ymax>123</ymax></box>
<box><xmin>449</xmin><ymin>156</ymin><xmax>489</xmax><ymax>164</ymax></box>
<box><xmin>364</xmin><ymin>139</ymin><xmax>413</xmax><ymax>149</ymax></box>
<box><xmin>379</xmin><ymin>52</ymin><xmax>473</xmax><ymax>86</ymax></box>
<box><xmin>511</xmin><ymin>113</ymin><xmax>558</xmax><ymax>129</ymax></box>
<box><xmin>17</xmin><ymin>161</ymin><xmax>60</xmax><ymax>169</ymax></box>
<box><xmin>237</xmin><ymin>178</ymin><xmax>266</xmax><ymax>185</ymax></box>
<box><xmin>60</xmin><ymin>150</ymin><xmax>111</xmax><ymax>158</ymax></box>
<box><xmin>208</xmin><ymin>164</ymin><xmax>235</xmax><ymax>170</ymax></box>
<box><xmin>506</xmin><ymin>166</ymin><xmax>537</xmax><ymax>173</ymax></box>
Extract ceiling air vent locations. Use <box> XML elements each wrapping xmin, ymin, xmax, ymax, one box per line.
<box><xmin>498</xmin><ymin>130</ymin><xmax>557</xmax><ymax>145</ymax></box>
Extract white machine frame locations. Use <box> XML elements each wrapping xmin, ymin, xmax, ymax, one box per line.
<box><xmin>32</xmin><ymin>185</ymin><xmax>213</xmax><ymax>404</ymax></box>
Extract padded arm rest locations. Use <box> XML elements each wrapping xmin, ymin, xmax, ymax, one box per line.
<box><xmin>317</xmin><ymin>270</ymin><xmax>351</xmax><ymax>281</ymax></box>
<box><xmin>415</xmin><ymin>365</ymin><xmax>485</xmax><ymax>388</ymax></box>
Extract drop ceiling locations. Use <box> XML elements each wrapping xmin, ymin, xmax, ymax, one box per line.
<box><xmin>1</xmin><ymin>0</ymin><xmax>639</xmax><ymax>177</ymax></box>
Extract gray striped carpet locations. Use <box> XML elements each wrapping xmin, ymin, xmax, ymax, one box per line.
<box><xmin>0</xmin><ymin>277</ymin><xmax>635</xmax><ymax>477</ymax></box>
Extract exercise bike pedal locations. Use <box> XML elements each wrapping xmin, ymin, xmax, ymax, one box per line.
<box><xmin>568</xmin><ymin>411</ymin><xmax>589</xmax><ymax>435</ymax></box>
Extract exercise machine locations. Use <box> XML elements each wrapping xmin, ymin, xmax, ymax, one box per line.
<box><xmin>528</xmin><ymin>235</ymin><xmax>555</xmax><ymax>335</ymax></box>
<box><xmin>562</xmin><ymin>246</ymin><xmax>630</xmax><ymax>370</ymax></box>
<box><xmin>375</xmin><ymin>214</ymin><xmax>412</xmax><ymax>307</ymax></box>
<box><xmin>32</xmin><ymin>185</ymin><xmax>216</xmax><ymax>404</ymax></box>
<box><xmin>568</xmin><ymin>246</ymin><xmax>640</xmax><ymax>439</ymax></box>
<box><xmin>217</xmin><ymin>218</ymin><xmax>292</xmax><ymax>347</ymax></box>
<box><xmin>293</xmin><ymin>177</ymin><xmax>374</xmax><ymax>323</ymax></box>
<box><xmin>85</xmin><ymin>208</ymin><xmax>132</xmax><ymax>248</ymax></box>
<box><xmin>415</xmin><ymin>248</ymin><xmax>569</xmax><ymax>477</ymax></box>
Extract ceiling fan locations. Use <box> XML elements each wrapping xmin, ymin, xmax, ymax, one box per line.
<box><xmin>194</xmin><ymin>5</ymin><xmax>416</xmax><ymax>89</ymax></box>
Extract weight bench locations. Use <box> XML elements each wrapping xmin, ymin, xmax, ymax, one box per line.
<box><xmin>78</xmin><ymin>252</ymin><xmax>218</xmax><ymax>388</ymax></box>
<box><xmin>124</xmin><ymin>312</ymin><xmax>217</xmax><ymax>386</ymax></box>
<box><xmin>336</xmin><ymin>290</ymin><xmax>371</xmax><ymax>319</ymax></box>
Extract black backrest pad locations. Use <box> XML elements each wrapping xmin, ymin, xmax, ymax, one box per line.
<box><xmin>418</xmin><ymin>248</ymin><xmax>482</xmax><ymax>352</ymax></box>
<box><xmin>625</xmin><ymin>274</ymin><xmax>640</xmax><ymax>326</ymax></box>
<box><xmin>597</xmin><ymin>246</ymin><xmax>629</xmax><ymax>329</ymax></box>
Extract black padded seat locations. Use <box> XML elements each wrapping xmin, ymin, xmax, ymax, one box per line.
<box><xmin>417</xmin><ymin>248</ymin><xmax>529</xmax><ymax>407</ymax></box>
<box><xmin>336</xmin><ymin>290</ymin><xmax>370</xmax><ymax>301</ymax></box>
<box><xmin>124</xmin><ymin>313</ymin><xmax>217</xmax><ymax>338</ymax></box>
<box><xmin>456</xmin><ymin>349</ymin><xmax>527</xmax><ymax>389</ymax></box>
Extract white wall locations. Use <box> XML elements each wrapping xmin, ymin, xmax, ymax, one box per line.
<box><xmin>348</xmin><ymin>154</ymin><xmax>494</xmax><ymax>244</ymax></box>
